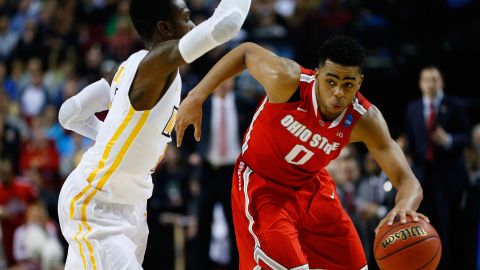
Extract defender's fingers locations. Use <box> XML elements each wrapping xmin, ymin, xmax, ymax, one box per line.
<box><xmin>176</xmin><ymin>123</ymin><xmax>186</xmax><ymax>147</ymax></box>
<box><xmin>194</xmin><ymin>119</ymin><xmax>202</xmax><ymax>141</ymax></box>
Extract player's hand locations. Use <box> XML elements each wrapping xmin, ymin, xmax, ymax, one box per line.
<box><xmin>175</xmin><ymin>92</ymin><xmax>204</xmax><ymax>147</ymax></box>
<box><xmin>374</xmin><ymin>202</ymin><xmax>429</xmax><ymax>234</ymax></box>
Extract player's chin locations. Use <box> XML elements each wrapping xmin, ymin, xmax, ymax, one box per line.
<box><xmin>330</xmin><ymin>104</ymin><xmax>345</xmax><ymax>113</ymax></box>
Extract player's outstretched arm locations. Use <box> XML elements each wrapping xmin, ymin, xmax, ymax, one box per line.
<box><xmin>131</xmin><ymin>0</ymin><xmax>251</xmax><ymax>110</ymax></box>
<box><xmin>58</xmin><ymin>79</ymin><xmax>111</xmax><ymax>140</ymax></box>
<box><xmin>175</xmin><ymin>42</ymin><xmax>301</xmax><ymax>146</ymax></box>
<box><xmin>350</xmin><ymin>106</ymin><xmax>427</xmax><ymax>232</ymax></box>
<box><xmin>140</xmin><ymin>0</ymin><xmax>251</xmax><ymax>75</ymax></box>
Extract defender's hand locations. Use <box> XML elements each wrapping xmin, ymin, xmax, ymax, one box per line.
<box><xmin>175</xmin><ymin>93</ymin><xmax>204</xmax><ymax>147</ymax></box>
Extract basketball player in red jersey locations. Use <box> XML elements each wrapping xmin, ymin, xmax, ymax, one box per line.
<box><xmin>176</xmin><ymin>36</ymin><xmax>427</xmax><ymax>270</ymax></box>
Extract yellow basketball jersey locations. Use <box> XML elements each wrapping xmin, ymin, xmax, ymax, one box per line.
<box><xmin>78</xmin><ymin>50</ymin><xmax>181</xmax><ymax>204</ymax></box>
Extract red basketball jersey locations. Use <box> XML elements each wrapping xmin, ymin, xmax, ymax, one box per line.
<box><xmin>241</xmin><ymin>67</ymin><xmax>372</xmax><ymax>187</ymax></box>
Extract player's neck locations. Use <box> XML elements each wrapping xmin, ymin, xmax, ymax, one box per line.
<box><xmin>319</xmin><ymin>107</ymin><xmax>340</xmax><ymax>122</ymax></box>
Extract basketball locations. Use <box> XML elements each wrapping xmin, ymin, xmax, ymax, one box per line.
<box><xmin>374</xmin><ymin>216</ymin><xmax>442</xmax><ymax>270</ymax></box>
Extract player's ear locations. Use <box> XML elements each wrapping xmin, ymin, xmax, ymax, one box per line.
<box><xmin>358</xmin><ymin>74</ymin><xmax>365</xmax><ymax>90</ymax></box>
<box><xmin>157</xmin><ymin>21</ymin><xmax>175</xmax><ymax>38</ymax></box>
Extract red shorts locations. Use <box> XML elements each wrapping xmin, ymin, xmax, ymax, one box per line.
<box><xmin>232</xmin><ymin>159</ymin><xmax>367</xmax><ymax>270</ymax></box>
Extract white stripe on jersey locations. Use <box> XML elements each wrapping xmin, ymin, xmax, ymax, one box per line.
<box><xmin>255</xmin><ymin>248</ymin><xmax>290</xmax><ymax>270</ymax></box>
<box><xmin>328</xmin><ymin>108</ymin><xmax>347</xmax><ymax>129</ymax></box>
<box><xmin>300</xmin><ymin>74</ymin><xmax>315</xmax><ymax>83</ymax></box>
<box><xmin>311</xmin><ymin>80</ymin><xmax>319</xmax><ymax>117</ymax></box>
<box><xmin>242</xmin><ymin>98</ymin><xmax>268</xmax><ymax>155</ymax></box>
<box><xmin>290</xmin><ymin>264</ymin><xmax>310</xmax><ymax>270</ymax></box>
<box><xmin>243</xmin><ymin>166</ymin><xmax>260</xmax><ymax>248</ymax></box>
<box><xmin>353</xmin><ymin>97</ymin><xmax>367</xmax><ymax>115</ymax></box>
<box><xmin>242</xmin><ymin>165</ymin><xmax>308</xmax><ymax>270</ymax></box>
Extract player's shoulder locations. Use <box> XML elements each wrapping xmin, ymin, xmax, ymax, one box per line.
<box><xmin>299</xmin><ymin>66</ymin><xmax>316</xmax><ymax>76</ymax></box>
<box><xmin>353</xmin><ymin>92</ymin><xmax>372</xmax><ymax>111</ymax></box>
<box><xmin>350</xmin><ymin>104</ymin><xmax>386</xmax><ymax>143</ymax></box>
<box><xmin>124</xmin><ymin>50</ymin><xmax>149</xmax><ymax>65</ymax></box>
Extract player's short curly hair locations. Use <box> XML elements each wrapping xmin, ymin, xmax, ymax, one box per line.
<box><xmin>129</xmin><ymin>0</ymin><xmax>174</xmax><ymax>43</ymax></box>
<box><xmin>318</xmin><ymin>35</ymin><xmax>365</xmax><ymax>70</ymax></box>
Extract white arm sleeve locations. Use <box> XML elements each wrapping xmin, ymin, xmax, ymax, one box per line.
<box><xmin>58</xmin><ymin>78</ymin><xmax>111</xmax><ymax>140</ymax></box>
<box><xmin>178</xmin><ymin>0</ymin><xmax>251</xmax><ymax>63</ymax></box>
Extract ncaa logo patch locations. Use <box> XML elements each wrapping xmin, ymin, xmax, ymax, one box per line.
<box><xmin>344</xmin><ymin>114</ymin><xmax>353</xmax><ymax>127</ymax></box>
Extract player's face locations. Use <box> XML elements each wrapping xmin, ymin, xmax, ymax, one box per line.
<box><xmin>169</xmin><ymin>0</ymin><xmax>195</xmax><ymax>39</ymax></box>
<box><xmin>315</xmin><ymin>60</ymin><xmax>363</xmax><ymax>120</ymax></box>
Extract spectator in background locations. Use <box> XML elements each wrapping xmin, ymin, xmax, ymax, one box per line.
<box><xmin>43</xmin><ymin>58</ymin><xmax>76</xmax><ymax>102</ymax></box>
<box><xmin>13</xmin><ymin>19</ymin><xmax>45</xmax><ymax>62</ymax></box>
<box><xmin>20</xmin><ymin>112</ymin><xmax>63</xmax><ymax>220</ymax></box>
<box><xmin>466</xmin><ymin>124</ymin><xmax>480</xmax><ymax>185</ymax></box>
<box><xmin>18</xmin><ymin>58</ymin><xmax>49</xmax><ymax>120</ymax></box>
<box><xmin>42</xmin><ymin>105</ymin><xmax>75</xmax><ymax>179</ymax></box>
<box><xmin>0</xmin><ymin>159</ymin><xmax>37</xmax><ymax>267</ymax></box>
<box><xmin>13</xmin><ymin>201</ymin><xmax>64</xmax><ymax>270</ymax></box>
<box><xmin>9</xmin><ymin>0</ymin><xmax>41</xmax><ymax>34</ymax></box>
<box><xmin>246</xmin><ymin>0</ymin><xmax>291</xmax><ymax>56</ymax></box>
<box><xmin>82</xmin><ymin>44</ymin><xmax>103</xmax><ymax>84</ymax></box>
<box><xmin>0</xmin><ymin>10</ymin><xmax>19</xmax><ymax>61</ymax></box>
<box><xmin>20</xmin><ymin>117</ymin><xmax>59</xmax><ymax>192</ymax></box>
<box><xmin>405</xmin><ymin>65</ymin><xmax>471</xmax><ymax>269</ymax></box>
<box><xmin>53</xmin><ymin>75</ymin><xmax>80</xmax><ymax>108</ymax></box>
<box><xmin>355</xmin><ymin>152</ymin><xmax>396</xmax><ymax>270</ymax></box>
<box><xmin>334</xmin><ymin>156</ymin><xmax>361</xmax><ymax>219</ymax></box>
<box><xmin>465</xmin><ymin>123</ymin><xmax>480</xmax><ymax>269</ymax></box>
<box><xmin>0</xmin><ymin>89</ymin><xmax>21</xmax><ymax>172</ymax></box>
<box><xmin>0</xmin><ymin>60</ymin><xmax>16</xmax><ymax>100</ymax></box>
<box><xmin>106</xmin><ymin>0</ymin><xmax>139</xmax><ymax>61</ymax></box>
<box><xmin>192</xmin><ymin>78</ymin><xmax>256</xmax><ymax>270</ymax></box>
<box><xmin>144</xmin><ymin>145</ymin><xmax>193</xmax><ymax>270</ymax></box>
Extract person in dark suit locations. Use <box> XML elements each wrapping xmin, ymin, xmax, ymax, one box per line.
<box><xmin>192</xmin><ymin>78</ymin><xmax>256</xmax><ymax>270</ymax></box>
<box><xmin>406</xmin><ymin>66</ymin><xmax>471</xmax><ymax>270</ymax></box>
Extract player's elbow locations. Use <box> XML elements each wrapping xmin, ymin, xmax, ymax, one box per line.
<box><xmin>58</xmin><ymin>98</ymin><xmax>78</xmax><ymax>129</ymax></box>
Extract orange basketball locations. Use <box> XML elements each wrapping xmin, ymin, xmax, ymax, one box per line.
<box><xmin>374</xmin><ymin>216</ymin><xmax>442</xmax><ymax>270</ymax></box>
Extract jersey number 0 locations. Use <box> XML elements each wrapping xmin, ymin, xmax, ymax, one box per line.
<box><xmin>284</xmin><ymin>144</ymin><xmax>314</xmax><ymax>165</ymax></box>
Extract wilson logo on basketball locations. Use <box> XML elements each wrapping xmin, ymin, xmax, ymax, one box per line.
<box><xmin>382</xmin><ymin>225</ymin><xmax>428</xmax><ymax>249</ymax></box>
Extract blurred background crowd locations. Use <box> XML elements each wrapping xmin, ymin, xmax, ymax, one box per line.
<box><xmin>0</xmin><ymin>0</ymin><xmax>479</xmax><ymax>269</ymax></box>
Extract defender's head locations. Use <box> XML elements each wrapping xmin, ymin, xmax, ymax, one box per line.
<box><xmin>315</xmin><ymin>36</ymin><xmax>365</xmax><ymax>120</ymax></box>
<box><xmin>419</xmin><ymin>66</ymin><xmax>444</xmax><ymax>99</ymax></box>
<box><xmin>129</xmin><ymin>0</ymin><xmax>195</xmax><ymax>48</ymax></box>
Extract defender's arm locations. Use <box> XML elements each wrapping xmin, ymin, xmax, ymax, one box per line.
<box><xmin>58</xmin><ymin>79</ymin><xmax>111</xmax><ymax>140</ymax></box>
<box><xmin>175</xmin><ymin>42</ymin><xmax>301</xmax><ymax>145</ymax></box>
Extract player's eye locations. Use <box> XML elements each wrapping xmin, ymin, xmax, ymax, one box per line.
<box><xmin>344</xmin><ymin>83</ymin><xmax>354</xmax><ymax>88</ymax></box>
<box><xmin>326</xmin><ymin>80</ymin><xmax>335</xmax><ymax>86</ymax></box>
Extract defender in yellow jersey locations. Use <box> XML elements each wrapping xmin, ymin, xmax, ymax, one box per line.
<box><xmin>57</xmin><ymin>0</ymin><xmax>251</xmax><ymax>269</ymax></box>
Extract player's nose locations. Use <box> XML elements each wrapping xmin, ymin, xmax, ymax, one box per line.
<box><xmin>333</xmin><ymin>87</ymin><xmax>344</xmax><ymax>98</ymax></box>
